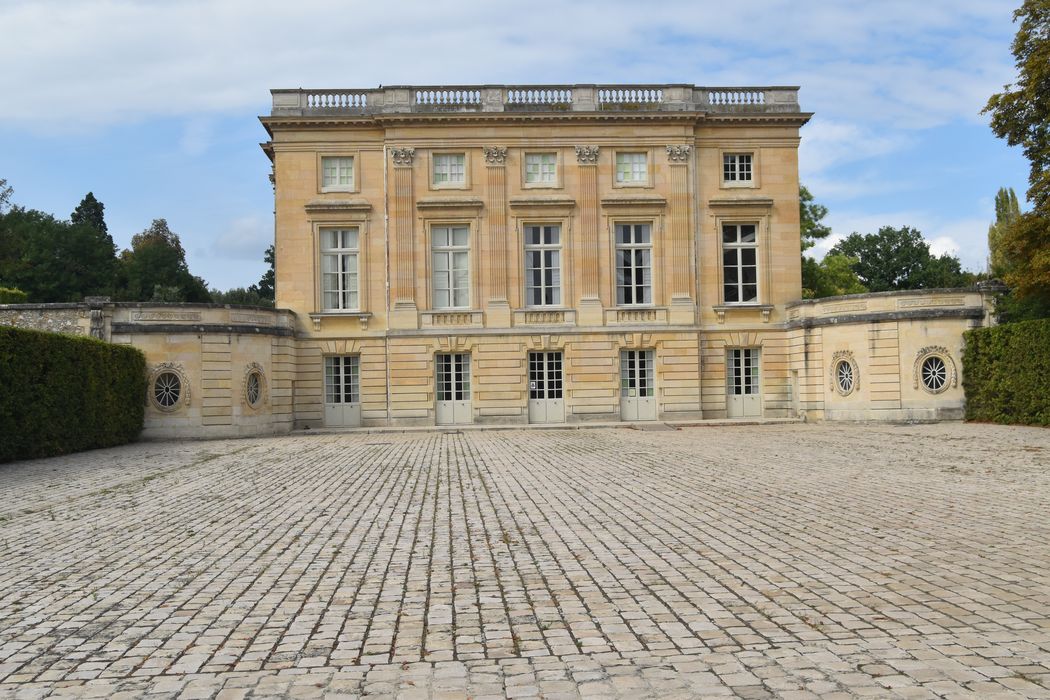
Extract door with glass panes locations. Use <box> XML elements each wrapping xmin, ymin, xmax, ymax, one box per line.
<box><xmin>435</xmin><ymin>353</ymin><xmax>472</xmax><ymax>425</ymax></box>
<box><xmin>528</xmin><ymin>351</ymin><xmax>564</xmax><ymax>423</ymax></box>
<box><xmin>619</xmin><ymin>350</ymin><xmax>657</xmax><ymax>421</ymax></box>
<box><xmin>323</xmin><ymin>356</ymin><xmax>361</xmax><ymax>427</ymax></box>
<box><xmin>726</xmin><ymin>348</ymin><xmax>762</xmax><ymax>417</ymax></box>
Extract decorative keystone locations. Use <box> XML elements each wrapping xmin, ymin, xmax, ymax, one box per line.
<box><xmin>483</xmin><ymin>146</ymin><xmax>507</xmax><ymax>165</ymax></box>
<box><xmin>666</xmin><ymin>144</ymin><xmax>691</xmax><ymax>163</ymax></box>
<box><xmin>575</xmin><ymin>145</ymin><xmax>600</xmax><ymax>165</ymax></box>
<box><xmin>390</xmin><ymin>147</ymin><xmax>416</xmax><ymax>166</ymax></box>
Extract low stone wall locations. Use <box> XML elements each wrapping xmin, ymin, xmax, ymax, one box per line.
<box><xmin>0</xmin><ymin>304</ymin><xmax>90</xmax><ymax>336</ymax></box>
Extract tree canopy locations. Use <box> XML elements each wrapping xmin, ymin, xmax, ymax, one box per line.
<box><xmin>119</xmin><ymin>219</ymin><xmax>211</xmax><ymax>303</ymax></box>
<box><xmin>828</xmin><ymin>226</ymin><xmax>972</xmax><ymax>292</ymax></box>
<box><xmin>983</xmin><ymin>1</ymin><xmax>1050</xmax><ymax>313</ymax></box>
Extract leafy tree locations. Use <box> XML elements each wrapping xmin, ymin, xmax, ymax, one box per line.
<box><xmin>0</xmin><ymin>207</ymin><xmax>118</xmax><ymax>301</ymax></box>
<box><xmin>210</xmin><ymin>286</ymin><xmax>274</xmax><ymax>307</ymax></box>
<box><xmin>984</xmin><ymin>0</ymin><xmax>1050</xmax><ymax>215</ymax></box>
<box><xmin>988</xmin><ymin>187</ymin><xmax>1021</xmax><ymax>277</ymax></box>
<box><xmin>254</xmin><ymin>244</ymin><xmax>275</xmax><ymax>302</ymax></box>
<box><xmin>802</xmin><ymin>254</ymin><xmax>868</xmax><ymax>299</ymax></box>
<box><xmin>0</xmin><ymin>179</ymin><xmax>12</xmax><ymax>213</ymax></box>
<box><xmin>800</xmin><ymin>185</ymin><xmax>832</xmax><ymax>249</ymax></box>
<box><xmin>70</xmin><ymin>192</ymin><xmax>109</xmax><ymax>236</ymax></box>
<box><xmin>829</xmin><ymin>226</ymin><xmax>971</xmax><ymax>292</ymax></box>
<box><xmin>118</xmin><ymin>219</ymin><xmax>211</xmax><ymax>302</ymax></box>
<box><xmin>983</xmin><ymin>2</ymin><xmax>1050</xmax><ymax>312</ymax></box>
<box><xmin>797</xmin><ymin>185</ymin><xmax>865</xmax><ymax>298</ymax></box>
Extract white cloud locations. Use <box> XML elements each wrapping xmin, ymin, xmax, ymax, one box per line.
<box><xmin>0</xmin><ymin>0</ymin><xmax>1018</xmax><ymax>130</ymax></box>
<box><xmin>212</xmin><ymin>215</ymin><xmax>271</xmax><ymax>260</ymax></box>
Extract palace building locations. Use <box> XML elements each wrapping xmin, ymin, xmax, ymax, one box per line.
<box><xmin>1</xmin><ymin>84</ymin><xmax>999</xmax><ymax>437</ymax></box>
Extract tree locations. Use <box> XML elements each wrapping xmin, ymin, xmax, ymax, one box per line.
<box><xmin>983</xmin><ymin>2</ymin><xmax>1050</xmax><ymax>311</ymax></box>
<box><xmin>796</xmin><ymin>185</ymin><xmax>860</xmax><ymax>298</ymax></box>
<box><xmin>800</xmin><ymin>185</ymin><xmax>832</xmax><ymax>249</ymax></box>
<box><xmin>988</xmin><ymin>187</ymin><xmax>1021</xmax><ymax>277</ymax></box>
<box><xmin>984</xmin><ymin>0</ymin><xmax>1050</xmax><ymax>216</ymax></box>
<box><xmin>210</xmin><ymin>286</ymin><xmax>273</xmax><ymax>307</ymax></box>
<box><xmin>70</xmin><ymin>192</ymin><xmax>108</xmax><ymax>236</ymax></box>
<box><xmin>0</xmin><ymin>207</ymin><xmax>118</xmax><ymax>302</ymax></box>
<box><xmin>829</xmin><ymin>226</ymin><xmax>971</xmax><ymax>292</ymax></box>
<box><xmin>254</xmin><ymin>244</ymin><xmax>275</xmax><ymax>302</ymax></box>
<box><xmin>0</xmin><ymin>179</ymin><xmax>12</xmax><ymax>213</ymax></box>
<box><xmin>802</xmin><ymin>253</ymin><xmax>868</xmax><ymax>299</ymax></box>
<box><xmin>118</xmin><ymin>219</ymin><xmax>211</xmax><ymax>302</ymax></box>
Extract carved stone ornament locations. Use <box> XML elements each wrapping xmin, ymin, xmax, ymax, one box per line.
<box><xmin>665</xmin><ymin>144</ymin><xmax>691</xmax><ymax>162</ymax></box>
<box><xmin>829</xmin><ymin>350</ymin><xmax>860</xmax><ymax>396</ymax></box>
<box><xmin>390</xmin><ymin>147</ymin><xmax>416</xmax><ymax>166</ymax></box>
<box><xmin>243</xmin><ymin>362</ymin><xmax>268</xmax><ymax>410</ymax></box>
<box><xmin>913</xmin><ymin>346</ymin><xmax>957</xmax><ymax>393</ymax></box>
<box><xmin>89</xmin><ymin>309</ymin><xmax>105</xmax><ymax>339</ymax></box>
<box><xmin>147</xmin><ymin>362</ymin><xmax>189</xmax><ymax>412</ymax></box>
<box><xmin>575</xmin><ymin>145</ymin><xmax>600</xmax><ymax>165</ymax></box>
<box><xmin>483</xmin><ymin>146</ymin><xmax>507</xmax><ymax>165</ymax></box>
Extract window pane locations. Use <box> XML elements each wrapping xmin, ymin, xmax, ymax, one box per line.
<box><xmin>452</xmin><ymin>227</ymin><xmax>469</xmax><ymax>246</ymax></box>
<box><xmin>741</xmin><ymin>225</ymin><xmax>756</xmax><ymax>242</ymax></box>
<box><xmin>725</xmin><ymin>285</ymin><xmax>739</xmax><ymax>303</ymax></box>
<box><xmin>742</xmin><ymin>248</ymin><xmax>756</xmax><ymax>265</ymax></box>
<box><xmin>722</xmin><ymin>225</ymin><xmax>737</xmax><ymax>244</ymax></box>
<box><xmin>742</xmin><ymin>284</ymin><xmax>758</xmax><ymax>302</ymax></box>
<box><xmin>433</xmin><ymin>227</ymin><xmax>449</xmax><ymax>247</ymax></box>
<box><xmin>432</xmin><ymin>252</ymin><xmax>448</xmax><ymax>271</ymax></box>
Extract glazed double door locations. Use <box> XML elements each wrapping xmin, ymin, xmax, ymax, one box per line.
<box><xmin>528</xmin><ymin>351</ymin><xmax>564</xmax><ymax>423</ymax></box>
<box><xmin>620</xmin><ymin>350</ymin><xmax>657</xmax><ymax>421</ymax></box>
<box><xmin>435</xmin><ymin>353</ymin><xmax>472</xmax><ymax>425</ymax></box>
<box><xmin>727</xmin><ymin>348</ymin><xmax>762</xmax><ymax>417</ymax></box>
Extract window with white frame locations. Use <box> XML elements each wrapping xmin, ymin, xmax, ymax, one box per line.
<box><xmin>723</xmin><ymin>153</ymin><xmax>753</xmax><ymax>184</ymax></box>
<box><xmin>321</xmin><ymin>156</ymin><xmax>354</xmax><ymax>191</ymax></box>
<box><xmin>615</xmin><ymin>223</ymin><xmax>652</xmax><ymax>305</ymax></box>
<box><xmin>524</xmin><ymin>224</ymin><xmax>561</xmax><ymax>306</ymax></box>
<box><xmin>432</xmin><ymin>153</ymin><xmax>466</xmax><ymax>186</ymax></box>
<box><xmin>432</xmin><ymin>226</ymin><xmax>470</xmax><ymax>308</ymax></box>
<box><xmin>320</xmin><ymin>227</ymin><xmax>359</xmax><ymax>310</ymax></box>
<box><xmin>524</xmin><ymin>153</ymin><xmax>557</xmax><ymax>185</ymax></box>
<box><xmin>722</xmin><ymin>223</ymin><xmax>758</xmax><ymax>303</ymax></box>
<box><xmin>324</xmin><ymin>356</ymin><xmax>359</xmax><ymax>404</ymax></box>
<box><xmin>615</xmin><ymin>152</ymin><xmax>648</xmax><ymax>184</ymax></box>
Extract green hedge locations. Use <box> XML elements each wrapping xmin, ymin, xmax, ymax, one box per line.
<box><xmin>0</xmin><ymin>326</ymin><xmax>146</xmax><ymax>462</ymax></box>
<box><xmin>963</xmin><ymin>318</ymin><xmax>1050</xmax><ymax>426</ymax></box>
<box><xmin>0</xmin><ymin>287</ymin><xmax>28</xmax><ymax>303</ymax></box>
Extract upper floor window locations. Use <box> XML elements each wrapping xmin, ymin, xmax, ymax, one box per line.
<box><xmin>723</xmin><ymin>153</ymin><xmax>753</xmax><ymax>184</ymax></box>
<box><xmin>524</xmin><ymin>153</ymin><xmax>557</xmax><ymax>186</ymax></box>
<box><xmin>320</xmin><ymin>227</ymin><xmax>359</xmax><ymax>310</ymax></box>
<box><xmin>321</xmin><ymin>156</ymin><xmax>354</xmax><ymax>191</ymax></box>
<box><xmin>433</xmin><ymin>153</ymin><xmax>466</xmax><ymax>186</ymax></box>
<box><xmin>432</xmin><ymin>226</ymin><xmax>470</xmax><ymax>308</ymax></box>
<box><xmin>524</xmin><ymin>224</ymin><xmax>561</xmax><ymax>306</ymax></box>
<box><xmin>722</xmin><ymin>223</ymin><xmax>758</xmax><ymax>303</ymax></box>
<box><xmin>615</xmin><ymin>152</ymin><xmax>648</xmax><ymax>185</ymax></box>
<box><xmin>615</xmin><ymin>223</ymin><xmax>652</xmax><ymax>305</ymax></box>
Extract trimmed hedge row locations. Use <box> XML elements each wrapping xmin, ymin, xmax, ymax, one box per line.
<box><xmin>963</xmin><ymin>318</ymin><xmax>1050</xmax><ymax>426</ymax></box>
<box><xmin>0</xmin><ymin>326</ymin><xmax>146</xmax><ymax>462</ymax></box>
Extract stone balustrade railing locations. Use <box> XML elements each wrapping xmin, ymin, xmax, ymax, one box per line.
<box><xmin>270</xmin><ymin>84</ymin><xmax>801</xmax><ymax>116</ymax></box>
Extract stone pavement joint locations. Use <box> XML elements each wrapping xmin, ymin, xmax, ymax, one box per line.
<box><xmin>0</xmin><ymin>423</ymin><xmax>1049</xmax><ymax>698</ymax></box>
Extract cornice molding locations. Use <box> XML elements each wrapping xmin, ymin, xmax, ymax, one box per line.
<box><xmin>600</xmin><ymin>194</ymin><xmax>668</xmax><ymax>208</ymax></box>
<box><xmin>508</xmin><ymin>195</ymin><xmax>577</xmax><ymax>209</ymax></box>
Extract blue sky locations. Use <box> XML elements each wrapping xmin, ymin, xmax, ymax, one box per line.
<box><xmin>0</xmin><ymin>0</ymin><xmax>1030</xmax><ymax>290</ymax></box>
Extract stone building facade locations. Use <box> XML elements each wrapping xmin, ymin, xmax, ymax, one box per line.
<box><xmin>0</xmin><ymin>83</ymin><xmax>998</xmax><ymax>437</ymax></box>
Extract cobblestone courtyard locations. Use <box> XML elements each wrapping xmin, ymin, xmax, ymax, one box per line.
<box><xmin>1</xmin><ymin>423</ymin><xmax>1049</xmax><ymax>699</ymax></box>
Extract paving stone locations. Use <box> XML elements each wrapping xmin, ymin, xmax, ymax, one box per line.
<box><xmin>0</xmin><ymin>424</ymin><xmax>1047</xmax><ymax>697</ymax></box>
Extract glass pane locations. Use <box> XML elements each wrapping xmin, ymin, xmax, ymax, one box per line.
<box><xmin>615</xmin><ymin>225</ymin><xmax>629</xmax><ymax>245</ymax></box>
<box><xmin>725</xmin><ymin>285</ymin><xmax>739</xmax><ymax>303</ymax></box>
<box><xmin>636</xmin><ymin>225</ymin><xmax>650</xmax><ymax>244</ymax></box>
<box><xmin>452</xmin><ymin>227</ymin><xmax>469</xmax><ymax>246</ymax></box>
<box><xmin>432</xmin><ymin>252</ymin><xmax>448</xmax><ymax>271</ymax></box>
<box><xmin>741</xmin><ymin>225</ymin><xmax>756</xmax><ymax>242</ymax></box>
<box><xmin>525</xmin><ymin>226</ymin><xmax>540</xmax><ymax>246</ymax></box>
<box><xmin>742</xmin><ymin>248</ymin><xmax>756</xmax><ymax>265</ymax></box>
<box><xmin>545</xmin><ymin>226</ymin><xmax>559</xmax><ymax>245</ymax></box>
<box><xmin>722</xmin><ymin>225</ymin><xmax>737</xmax><ymax>243</ymax></box>
<box><xmin>723</xmin><ymin>249</ymin><xmax>737</xmax><ymax>266</ymax></box>
<box><xmin>742</xmin><ymin>284</ymin><xmax>758</xmax><ymax>302</ymax></box>
<box><xmin>742</xmin><ymin>266</ymin><xmax>757</xmax><ymax>284</ymax></box>
<box><xmin>432</xmin><ymin>227</ymin><xmax>449</xmax><ymax>247</ymax></box>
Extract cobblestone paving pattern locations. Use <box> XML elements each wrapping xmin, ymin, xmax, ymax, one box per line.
<box><xmin>1</xmin><ymin>422</ymin><xmax>1049</xmax><ymax>698</ymax></box>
